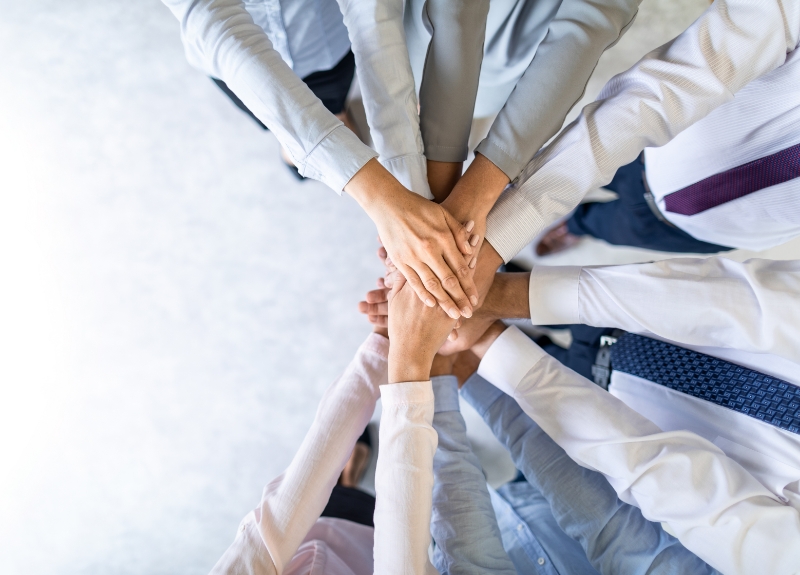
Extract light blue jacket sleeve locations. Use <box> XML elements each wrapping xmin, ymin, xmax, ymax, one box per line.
<box><xmin>429</xmin><ymin>376</ymin><xmax>517</xmax><ymax>575</ymax></box>
<box><xmin>460</xmin><ymin>374</ymin><xmax>719</xmax><ymax>575</ymax></box>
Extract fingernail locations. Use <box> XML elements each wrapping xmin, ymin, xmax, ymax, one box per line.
<box><xmin>469</xmin><ymin>256</ymin><xmax>477</xmax><ymax>269</ymax></box>
<box><xmin>469</xmin><ymin>234</ymin><xmax>479</xmax><ymax>247</ymax></box>
<box><xmin>470</xmin><ymin>295</ymin><xmax>478</xmax><ymax>306</ymax></box>
<box><xmin>461</xmin><ymin>307</ymin><xmax>472</xmax><ymax>318</ymax></box>
<box><xmin>464</xmin><ymin>242</ymin><xmax>473</xmax><ymax>254</ymax></box>
<box><xmin>425</xmin><ymin>298</ymin><xmax>436</xmax><ymax>307</ymax></box>
<box><xmin>449</xmin><ymin>308</ymin><xmax>461</xmax><ymax>320</ymax></box>
<box><xmin>465</xmin><ymin>220</ymin><xmax>475</xmax><ymax>233</ymax></box>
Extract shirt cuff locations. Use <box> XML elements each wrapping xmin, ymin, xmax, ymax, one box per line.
<box><xmin>485</xmin><ymin>187</ymin><xmax>546</xmax><ymax>263</ymax></box>
<box><xmin>459</xmin><ymin>373</ymin><xmax>504</xmax><ymax>418</ymax></box>
<box><xmin>431</xmin><ymin>375</ymin><xmax>460</xmax><ymax>413</ymax></box>
<box><xmin>360</xmin><ymin>332</ymin><xmax>390</xmax><ymax>360</ymax></box>
<box><xmin>474</xmin><ymin>138</ymin><xmax>526</xmax><ymax>182</ymax></box>
<box><xmin>477</xmin><ymin>325</ymin><xmax>546</xmax><ymax>397</ymax></box>
<box><xmin>301</xmin><ymin>125</ymin><xmax>378</xmax><ymax>193</ymax></box>
<box><xmin>379</xmin><ymin>380</ymin><xmax>434</xmax><ymax>405</ymax></box>
<box><xmin>381</xmin><ymin>154</ymin><xmax>433</xmax><ymax>200</ymax></box>
<box><xmin>528</xmin><ymin>265</ymin><xmax>582</xmax><ymax>325</ymax></box>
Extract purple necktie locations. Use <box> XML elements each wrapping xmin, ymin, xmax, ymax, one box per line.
<box><xmin>663</xmin><ymin>142</ymin><xmax>800</xmax><ymax>216</ymax></box>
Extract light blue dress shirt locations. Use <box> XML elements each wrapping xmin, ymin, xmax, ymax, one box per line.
<box><xmin>460</xmin><ymin>373</ymin><xmax>720</xmax><ymax>575</ymax></box>
<box><xmin>238</xmin><ymin>0</ymin><xmax>351</xmax><ymax>80</ymax></box>
<box><xmin>429</xmin><ymin>375</ymin><xmax>517</xmax><ymax>575</ymax></box>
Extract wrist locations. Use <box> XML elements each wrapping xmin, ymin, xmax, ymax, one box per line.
<box><xmin>471</xmin><ymin>321</ymin><xmax>508</xmax><ymax>360</ymax></box>
<box><xmin>345</xmin><ymin>158</ymin><xmax>400</xmax><ymax>215</ymax></box>
<box><xmin>453</xmin><ymin>153</ymin><xmax>509</xmax><ymax>212</ymax></box>
<box><xmin>388</xmin><ymin>349</ymin><xmax>434</xmax><ymax>384</ymax></box>
<box><xmin>484</xmin><ymin>273</ymin><xmax>530</xmax><ymax>319</ymax></box>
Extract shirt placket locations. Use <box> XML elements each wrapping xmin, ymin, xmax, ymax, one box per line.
<box><xmin>490</xmin><ymin>487</ymin><xmax>560</xmax><ymax>575</ymax></box>
<box><xmin>263</xmin><ymin>0</ymin><xmax>294</xmax><ymax>69</ymax></box>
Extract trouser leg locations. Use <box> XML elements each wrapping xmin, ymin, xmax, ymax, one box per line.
<box><xmin>566</xmin><ymin>159</ymin><xmax>731</xmax><ymax>254</ymax></box>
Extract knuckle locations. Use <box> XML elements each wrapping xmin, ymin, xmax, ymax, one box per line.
<box><xmin>424</xmin><ymin>277</ymin><xmax>441</xmax><ymax>291</ymax></box>
<box><xmin>441</xmin><ymin>275</ymin><xmax>459</xmax><ymax>290</ymax></box>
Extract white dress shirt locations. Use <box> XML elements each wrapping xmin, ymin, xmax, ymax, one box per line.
<box><xmin>163</xmin><ymin>0</ymin><xmax>431</xmax><ymax>196</ymax></box>
<box><xmin>485</xmin><ymin>0</ymin><xmax>800</xmax><ymax>262</ymax></box>
<box><xmin>208</xmin><ymin>334</ymin><xmax>441</xmax><ymax>575</ymax></box>
<box><xmin>527</xmin><ymin>258</ymin><xmax>800</xmax><ymax>507</ymax></box>
<box><xmin>644</xmin><ymin>47</ymin><xmax>800</xmax><ymax>251</ymax></box>
<box><xmin>478</xmin><ymin>324</ymin><xmax>800</xmax><ymax>575</ymax></box>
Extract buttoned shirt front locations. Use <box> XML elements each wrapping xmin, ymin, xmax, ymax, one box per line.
<box><xmin>236</xmin><ymin>0</ymin><xmax>351</xmax><ymax>79</ymax></box>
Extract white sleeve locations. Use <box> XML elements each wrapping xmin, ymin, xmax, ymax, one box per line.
<box><xmin>374</xmin><ymin>381</ymin><xmax>440</xmax><ymax>575</ymax></box>
<box><xmin>485</xmin><ymin>0</ymin><xmax>800</xmax><ymax>261</ymax></box>
<box><xmin>336</xmin><ymin>0</ymin><xmax>432</xmax><ymax>198</ymax></box>
<box><xmin>526</xmin><ymin>257</ymin><xmax>800</xmax><ymax>365</ymax></box>
<box><xmin>477</xmin><ymin>325</ymin><xmax>800</xmax><ymax>575</ymax></box>
<box><xmin>161</xmin><ymin>0</ymin><xmax>377</xmax><ymax>192</ymax></box>
<box><xmin>209</xmin><ymin>334</ymin><xmax>389</xmax><ymax>575</ymax></box>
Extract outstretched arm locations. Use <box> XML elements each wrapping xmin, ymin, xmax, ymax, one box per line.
<box><xmin>485</xmin><ymin>0</ymin><xmax>800</xmax><ymax>262</ymax></box>
<box><xmin>373</xmin><ymin>277</ymin><xmax>458</xmax><ymax>575</ymax></box>
<box><xmin>210</xmin><ymin>333</ymin><xmax>389</xmax><ymax>574</ymax></box>
<box><xmin>473</xmin><ymin>324</ymin><xmax>800</xmax><ymax>575</ymax></box>
<box><xmin>524</xmin><ymin>257</ymin><xmax>800</xmax><ymax>365</ymax></box>
<box><xmin>461</xmin><ymin>370</ymin><xmax>718</xmax><ymax>575</ymax></box>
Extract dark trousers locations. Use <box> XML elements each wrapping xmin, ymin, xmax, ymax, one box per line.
<box><xmin>212</xmin><ymin>50</ymin><xmax>356</xmax><ymax>129</ymax></box>
<box><xmin>540</xmin><ymin>325</ymin><xmax>615</xmax><ymax>382</ymax></box>
<box><xmin>566</xmin><ymin>159</ymin><xmax>731</xmax><ymax>254</ymax></box>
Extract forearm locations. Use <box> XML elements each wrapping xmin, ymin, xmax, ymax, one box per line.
<box><xmin>476</xmin><ymin>0</ymin><xmax>640</xmax><ymax>181</ymax></box>
<box><xmin>485</xmin><ymin>0</ymin><xmax>799</xmax><ymax>261</ymax></box>
<box><xmin>163</xmin><ymin>0</ymin><xmax>376</xmax><ymax>192</ymax></box>
<box><xmin>430</xmin><ymin>376</ymin><xmax>515</xmax><ymax>575</ymax></box>
<box><xmin>215</xmin><ymin>334</ymin><xmax>387</xmax><ymax>573</ymax></box>
<box><xmin>418</xmin><ymin>0</ymin><xmax>489</xmax><ymax>164</ymax></box>
<box><xmin>375</xmin><ymin>381</ymin><xmax>438</xmax><ymax>575</ymax></box>
<box><xmin>461</xmin><ymin>376</ymin><xmax>717</xmax><ymax>575</ymax></box>
<box><xmin>525</xmin><ymin>258</ymin><xmax>800</xmax><ymax>364</ymax></box>
<box><xmin>337</xmin><ymin>0</ymin><xmax>431</xmax><ymax>197</ymax></box>
<box><xmin>477</xmin><ymin>326</ymin><xmax>800</xmax><ymax>575</ymax></box>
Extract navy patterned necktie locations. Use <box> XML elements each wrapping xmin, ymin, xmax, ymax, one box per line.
<box><xmin>610</xmin><ymin>333</ymin><xmax>800</xmax><ymax>435</ymax></box>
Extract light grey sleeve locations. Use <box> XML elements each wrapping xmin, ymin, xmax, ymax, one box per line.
<box><xmin>475</xmin><ymin>0</ymin><xmax>639</xmax><ymax>180</ymax></box>
<box><xmin>418</xmin><ymin>0</ymin><xmax>490</xmax><ymax>163</ymax></box>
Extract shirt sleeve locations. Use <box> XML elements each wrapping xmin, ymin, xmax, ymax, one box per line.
<box><xmin>476</xmin><ymin>325</ymin><xmax>800</xmax><ymax>575</ymax></box>
<box><xmin>428</xmin><ymin>376</ymin><xmax>516</xmax><ymax>575</ymax></box>
<box><xmin>374</xmin><ymin>381</ymin><xmax>440</xmax><ymax>575</ymax></box>
<box><xmin>526</xmin><ymin>257</ymin><xmax>800</xmax><ymax>366</ymax></box>
<box><xmin>336</xmin><ymin>0</ymin><xmax>432</xmax><ymax>198</ymax></box>
<box><xmin>475</xmin><ymin>0</ymin><xmax>639</xmax><ymax>181</ymax></box>
<box><xmin>417</xmin><ymin>0</ymin><xmax>490</xmax><ymax>164</ymax></box>
<box><xmin>485</xmin><ymin>0</ymin><xmax>800</xmax><ymax>262</ymax></box>
<box><xmin>460</xmin><ymin>374</ymin><xmax>719</xmax><ymax>575</ymax></box>
<box><xmin>162</xmin><ymin>0</ymin><xmax>378</xmax><ymax>192</ymax></box>
<box><xmin>209</xmin><ymin>333</ymin><xmax>389</xmax><ymax>575</ymax></box>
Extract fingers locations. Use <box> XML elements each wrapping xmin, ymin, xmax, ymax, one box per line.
<box><xmin>442</xmin><ymin>212</ymin><xmax>480</xmax><ymax>307</ymax></box>
<box><xmin>398</xmin><ymin>261</ymin><xmax>461</xmax><ymax>317</ymax></box>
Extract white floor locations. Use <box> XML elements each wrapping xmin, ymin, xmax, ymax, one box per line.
<box><xmin>1</xmin><ymin>1</ymin><xmax>797</xmax><ymax>574</ymax></box>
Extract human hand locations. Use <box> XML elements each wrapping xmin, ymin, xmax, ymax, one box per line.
<box><xmin>387</xmin><ymin>274</ymin><xmax>459</xmax><ymax>383</ymax></box>
<box><xmin>440</xmin><ymin>153</ymin><xmax>510</xmax><ymax>269</ymax></box>
<box><xmin>345</xmin><ymin>159</ymin><xmax>478</xmax><ymax>319</ymax></box>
